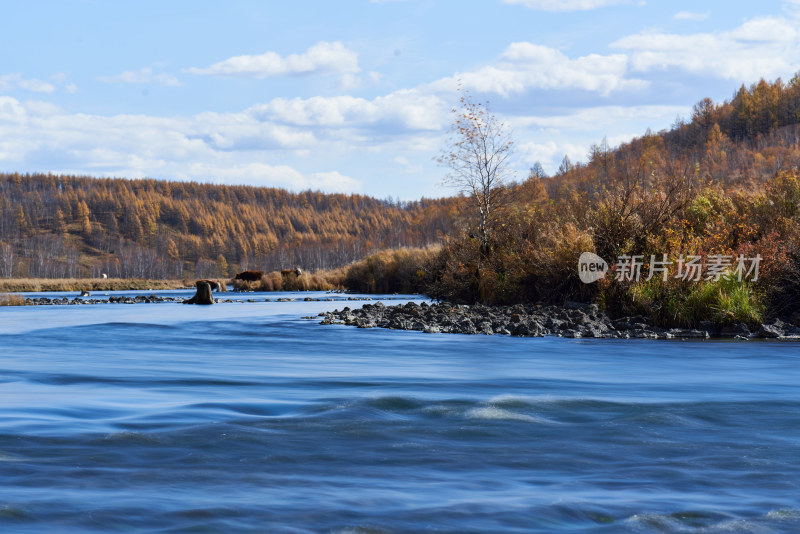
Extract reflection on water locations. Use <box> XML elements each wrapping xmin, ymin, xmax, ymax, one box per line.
<box><xmin>0</xmin><ymin>290</ymin><xmax>799</xmax><ymax>533</ymax></box>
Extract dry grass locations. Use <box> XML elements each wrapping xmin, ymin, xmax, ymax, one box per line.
<box><xmin>0</xmin><ymin>278</ymin><xmax>189</xmax><ymax>293</ymax></box>
<box><xmin>0</xmin><ymin>293</ymin><xmax>26</xmax><ymax>306</ymax></box>
<box><xmin>342</xmin><ymin>246</ymin><xmax>440</xmax><ymax>294</ymax></box>
<box><xmin>228</xmin><ymin>247</ymin><xmax>438</xmax><ymax>294</ymax></box>
<box><xmin>230</xmin><ymin>270</ymin><xmax>343</xmax><ymax>292</ymax></box>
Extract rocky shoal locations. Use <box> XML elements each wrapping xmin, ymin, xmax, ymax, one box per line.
<box><xmin>319</xmin><ymin>301</ymin><xmax>800</xmax><ymax>340</ymax></box>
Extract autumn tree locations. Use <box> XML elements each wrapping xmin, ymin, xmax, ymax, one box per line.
<box><xmin>438</xmin><ymin>90</ymin><xmax>514</xmax><ymax>256</ymax></box>
<box><xmin>53</xmin><ymin>209</ymin><xmax>67</xmax><ymax>235</ymax></box>
<box><xmin>15</xmin><ymin>206</ymin><xmax>27</xmax><ymax>236</ymax></box>
<box><xmin>216</xmin><ymin>254</ymin><xmax>229</xmax><ymax>277</ymax></box>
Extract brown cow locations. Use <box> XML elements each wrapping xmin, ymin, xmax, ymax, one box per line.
<box><xmin>234</xmin><ymin>270</ymin><xmax>264</xmax><ymax>282</ymax></box>
<box><xmin>280</xmin><ymin>268</ymin><xmax>302</xmax><ymax>277</ymax></box>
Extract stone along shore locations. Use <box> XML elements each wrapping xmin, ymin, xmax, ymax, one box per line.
<box><xmin>320</xmin><ymin>301</ymin><xmax>800</xmax><ymax>340</ymax></box>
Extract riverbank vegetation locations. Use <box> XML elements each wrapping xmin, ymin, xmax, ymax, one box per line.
<box><xmin>230</xmin><ymin>270</ymin><xmax>338</xmax><ymax>292</ymax></box>
<box><xmin>0</xmin><ymin>278</ymin><xmax>188</xmax><ymax>293</ymax></box>
<box><xmin>424</xmin><ymin>76</ymin><xmax>800</xmax><ymax>327</ymax></box>
<box><xmin>225</xmin><ymin>246</ymin><xmax>438</xmax><ymax>294</ymax></box>
<box><xmin>0</xmin><ymin>292</ymin><xmax>25</xmax><ymax>306</ymax></box>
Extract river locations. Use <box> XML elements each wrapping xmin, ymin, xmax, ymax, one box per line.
<box><xmin>1</xmin><ymin>290</ymin><xmax>798</xmax><ymax>533</ymax></box>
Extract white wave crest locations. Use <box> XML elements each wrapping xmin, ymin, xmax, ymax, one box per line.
<box><xmin>467</xmin><ymin>406</ymin><xmax>551</xmax><ymax>423</ymax></box>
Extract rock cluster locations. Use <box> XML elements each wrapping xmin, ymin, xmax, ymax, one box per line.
<box><xmin>319</xmin><ymin>301</ymin><xmax>800</xmax><ymax>340</ymax></box>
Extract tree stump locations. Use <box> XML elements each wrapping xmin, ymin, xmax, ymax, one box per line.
<box><xmin>184</xmin><ymin>281</ymin><xmax>214</xmax><ymax>305</ymax></box>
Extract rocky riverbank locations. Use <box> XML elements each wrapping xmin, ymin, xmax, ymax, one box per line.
<box><xmin>320</xmin><ymin>301</ymin><xmax>800</xmax><ymax>340</ymax></box>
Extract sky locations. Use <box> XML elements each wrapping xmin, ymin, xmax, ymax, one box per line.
<box><xmin>2</xmin><ymin>0</ymin><xmax>800</xmax><ymax>200</ymax></box>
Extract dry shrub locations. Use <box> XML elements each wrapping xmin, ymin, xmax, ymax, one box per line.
<box><xmin>321</xmin><ymin>266</ymin><xmax>347</xmax><ymax>288</ymax></box>
<box><xmin>527</xmin><ymin>223</ymin><xmax>597</xmax><ymax>304</ymax></box>
<box><xmin>762</xmin><ymin>237</ymin><xmax>800</xmax><ymax>320</ymax></box>
<box><xmin>344</xmin><ymin>246</ymin><xmax>440</xmax><ymax>295</ymax></box>
<box><xmin>232</xmin><ymin>270</ymin><xmax>338</xmax><ymax>292</ymax></box>
<box><xmin>281</xmin><ymin>272</ymin><xmax>322</xmax><ymax>291</ymax></box>
<box><xmin>425</xmin><ymin>237</ymin><xmax>481</xmax><ymax>303</ymax></box>
<box><xmin>262</xmin><ymin>271</ymin><xmax>284</xmax><ymax>291</ymax></box>
<box><xmin>0</xmin><ymin>293</ymin><xmax>26</xmax><ymax>306</ymax></box>
<box><xmin>230</xmin><ymin>277</ymin><xmax>262</xmax><ymax>291</ymax></box>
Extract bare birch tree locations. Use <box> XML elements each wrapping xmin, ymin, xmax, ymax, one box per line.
<box><xmin>439</xmin><ymin>90</ymin><xmax>514</xmax><ymax>256</ymax></box>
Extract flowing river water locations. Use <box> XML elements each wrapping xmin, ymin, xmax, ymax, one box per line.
<box><xmin>0</xmin><ymin>290</ymin><xmax>798</xmax><ymax>533</ymax></box>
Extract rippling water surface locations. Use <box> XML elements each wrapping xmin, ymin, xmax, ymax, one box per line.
<box><xmin>1</xmin><ymin>290</ymin><xmax>799</xmax><ymax>533</ymax></box>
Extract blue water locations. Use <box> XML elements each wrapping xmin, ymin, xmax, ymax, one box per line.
<box><xmin>1</xmin><ymin>290</ymin><xmax>799</xmax><ymax>533</ymax></box>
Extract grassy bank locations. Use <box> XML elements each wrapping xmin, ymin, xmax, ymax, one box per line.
<box><xmin>230</xmin><ymin>270</ymin><xmax>341</xmax><ymax>292</ymax></box>
<box><xmin>0</xmin><ymin>278</ymin><xmax>189</xmax><ymax>293</ymax></box>
<box><xmin>341</xmin><ymin>246</ymin><xmax>440</xmax><ymax>294</ymax></box>
<box><xmin>228</xmin><ymin>246</ymin><xmax>439</xmax><ymax>294</ymax></box>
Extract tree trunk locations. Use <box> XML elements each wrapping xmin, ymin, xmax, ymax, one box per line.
<box><xmin>184</xmin><ymin>280</ymin><xmax>214</xmax><ymax>305</ymax></box>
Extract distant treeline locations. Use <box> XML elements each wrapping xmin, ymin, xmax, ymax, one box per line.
<box><xmin>0</xmin><ymin>174</ymin><xmax>458</xmax><ymax>279</ymax></box>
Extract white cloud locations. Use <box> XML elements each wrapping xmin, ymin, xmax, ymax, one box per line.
<box><xmin>673</xmin><ymin>11</ymin><xmax>709</xmax><ymax>21</ymax></box>
<box><xmin>502</xmin><ymin>0</ymin><xmax>629</xmax><ymax>11</ymax></box>
<box><xmin>174</xmin><ymin>164</ymin><xmax>361</xmax><ymax>192</ymax></box>
<box><xmin>338</xmin><ymin>71</ymin><xmax>382</xmax><ymax>90</ymax></box>
<box><xmin>784</xmin><ymin>0</ymin><xmax>800</xmax><ymax>15</ymax></box>
<box><xmin>612</xmin><ymin>16</ymin><xmax>800</xmax><ymax>81</ymax></box>
<box><xmin>510</xmin><ymin>104</ymin><xmax>691</xmax><ymax>174</ymax></box>
<box><xmin>97</xmin><ymin>67</ymin><xmax>182</xmax><ymax>87</ymax></box>
<box><xmin>518</xmin><ymin>140</ymin><xmax>587</xmax><ymax>168</ymax></box>
<box><xmin>510</xmin><ymin>104</ymin><xmax>688</xmax><ymax>130</ymax></box>
<box><xmin>187</xmin><ymin>41</ymin><xmax>359</xmax><ymax>79</ymax></box>
<box><xmin>392</xmin><ymin>155</ymin><xmax>424</xmax><ymax>174</ymax></box>
<box><xmin>0</xmin><ymin>73</ymin><xmax>56</xmax><ymax>94</ymax></box>
<box><xmin>0</xmin><ymin>96</ymin><xmax>366</xmax><ymax>193</ymax></box>
<box><xmin>249</xmin><ymin>89</ymin><xmax>449</xmax><ymax>131</ymax></box>
<box><xmin>429</xmin><ymin>42</ymin><xmax>647</xmax><ymax>97</ymax></box>
<box><xmin>0</xmin><ymin>96</ymin><xmax>26</xmax><ymax>120</ymax></box>
<box><xmin>307</xmin><ymin>171</ymin><xmax>361</xmax><ymax>191</ymax></box>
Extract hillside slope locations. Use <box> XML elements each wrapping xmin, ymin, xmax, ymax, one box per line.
<box><xmin>0</xmin><ymin>174</ymin><xmax>458</xmax><ymax>279</ymax></box>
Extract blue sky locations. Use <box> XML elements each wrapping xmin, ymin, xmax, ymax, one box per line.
<box><xmin>2</xmin><ymin>0</ymin><xmax>799</xmax><ymax>200</ymax></box>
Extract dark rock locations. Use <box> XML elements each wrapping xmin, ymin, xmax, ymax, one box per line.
<box><xmin>317</xmin><ymin>300</ymin><xmax>793</xmax><ymax>340</ymax></box>
<box><xmin>757</xmin><ymin>323</ymin><xmax>784</xmax><ymax>338</ymax></box>
<box><xmin>720</xmin><ymin>322</ymin><xmax>752</xmax><ymax>338</ymax></box>
<box><xmin>699</xmin><ymin>320</ymin><xmax>721</xmax><ymax>337</ymax></box>
<box><xmin>667</xmin><ymin>328</ymin><xmax>709</xmax><ymax>339</ymax></box>
<box><xmin>184</xmin><ymin>281</ymin><xmax>214</xmax><ymax>305</ymax></box>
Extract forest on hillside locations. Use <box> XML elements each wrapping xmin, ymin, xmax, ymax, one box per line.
<box><xmin>0</xmin><ymin>175</ymin><xmax>457</xmax><ymax>279</ymax></box>
<box><xmin>425</xmin><ymin>75</ymin><xmax>800</xmax><ymax>324</ymax></box>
